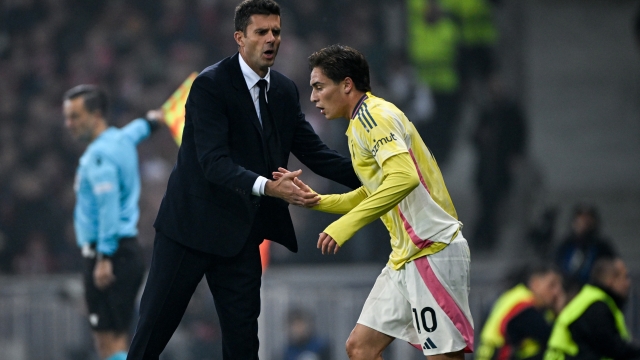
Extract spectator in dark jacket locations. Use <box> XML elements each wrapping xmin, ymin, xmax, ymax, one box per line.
<box><xmin>554</xmin><ymin>204</ymin><xmax>616</xmax><ymax>298</ymax></box>
<box><xmin>472</xmin><ymin>76</ymin><xmax>527</xmax><ymax>251</ymax></box>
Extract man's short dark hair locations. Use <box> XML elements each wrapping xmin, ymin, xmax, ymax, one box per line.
<box><xmin>234</xmin><ymin>0</ymin><xmax>280</xmax><ymax>34</ymax></box>
<box><xmin>308</xmin><ymin>44</ymin><xmax>371</xmax><ymax>93</ymax></box>
<box><xmin>63</xmin><ymin>84</ymin><xmax>109</xmax><ymax>117</ymax></box>
<box><xmin>287</xmin><ymin>308</ymin><xmax>313</xmax><ymax>324</ymax></box>
<box><xmin>589</xmin><ymin>256</ymin><xmax>618</xmax><ymax>285</ymax></box>
<box><xmin>508</xmin><ymin>262</ymin><xmax>559</xmax><ymax>287</ymax></box>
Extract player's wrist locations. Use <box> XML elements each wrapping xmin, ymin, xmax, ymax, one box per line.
<box><xmin>324</xmin><ymin>226</ymin><xmax>348</xmax><ymax>246</ymax></box>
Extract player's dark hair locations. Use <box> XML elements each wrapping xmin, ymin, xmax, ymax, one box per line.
<box><xmin>63</xmin><ymin>84</ymin><xmax>109</xmax><ymax>118</ymax></box>
<box><xmin>308</xmin><ymin>44</ymin><xmax>371</xmax><ymax>93</ymax></box>
<box><xmin>234</xmin><ymin>0</ymin><xmax>280</xmax><ymax>34</ymax></box>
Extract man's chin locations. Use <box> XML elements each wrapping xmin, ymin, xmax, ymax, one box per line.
<box><xmin>261</xmin><ymin>57</ymin><xmax>276</xmax><ymax>66</ymax></box>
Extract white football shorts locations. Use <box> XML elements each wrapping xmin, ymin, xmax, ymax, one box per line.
<box><xmin>357</xmin><ymin>234</ymin><xmax>474</xmax><ymax>356</ymax></box>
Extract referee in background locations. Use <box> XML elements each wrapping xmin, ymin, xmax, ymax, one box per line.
<box><xmin>62</xmin><ymin>85</ymin><xmax>161</xmax><ymax>360</ymax></box>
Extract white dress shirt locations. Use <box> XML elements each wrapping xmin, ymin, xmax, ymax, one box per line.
<box><xmin>239</xmin><ymin>54</ymin><xmax>270</xmax><ymax>196</ymax></box>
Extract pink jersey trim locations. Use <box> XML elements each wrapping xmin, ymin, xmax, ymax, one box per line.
<box><xmin>400</xmin><ymin>148</ymin><xmax>434</xmax><ymax>249</ymax></box>
<box><xmin>408</xmin><ymin>149</ymin><xmax>429</xmax><ymax>194</ymax></box>
<box><xmin>399</xmin><ymin>210</ymin><xmax>434</xmax><ymax>249</ymax></box>
<box><xmin>414</xmin><ymin>256</ymin><xmax>474</xmax><ymax>352</ymax></box>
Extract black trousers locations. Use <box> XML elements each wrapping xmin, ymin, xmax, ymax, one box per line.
<box><xmin>127</xmin><ymin>229</ymin><xmax>263</xmax><ymax>359</ymax></box>
<box><xmin>83</xmin><ymin>237</ymin><xmax>145</xmax><ymax>332</ymax></box>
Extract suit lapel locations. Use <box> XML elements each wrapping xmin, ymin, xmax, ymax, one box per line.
<box><xmin>229</xmin><ymin>53</ymin><xmax>264</xmax><ymax>137</ymax></box>
<box><xmin>229</xmin><ymin>53</ymin><xmax>271</xmax><ymax>171</ymax></box>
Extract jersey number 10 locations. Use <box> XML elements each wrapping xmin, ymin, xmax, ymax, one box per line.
<box><xmin>412</xmin><ymin>307</ymin><xmax>437</xmax><ymax>334</ymax></box>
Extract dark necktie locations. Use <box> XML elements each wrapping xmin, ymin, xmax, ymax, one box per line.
<box><xmin>257</xmin><ymin>79</ymin><xmax>279</xmax><ymax>171</ymax></box>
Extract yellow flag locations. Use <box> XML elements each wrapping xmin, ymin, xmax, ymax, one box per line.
<box><xmin>161</xmin><ymin>72</ymin><xmax>198</xmax><ymax>145</ymax></box>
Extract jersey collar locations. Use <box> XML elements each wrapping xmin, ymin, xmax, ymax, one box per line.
<box><xmin>351</xmin><ymin>93</ymin><xmax>369</xmax><ymax>119</ymax></box>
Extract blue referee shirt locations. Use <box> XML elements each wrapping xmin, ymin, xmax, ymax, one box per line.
<box><xmin>73</xmin><ymin>119</ymin><xmax>150</xmax><ymax>256</ymax></box>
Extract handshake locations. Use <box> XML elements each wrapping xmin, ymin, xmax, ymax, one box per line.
<box><xmin>264</xmin><ymin>167</ymin><xmax>341</xmax><ymax>255</ymax></box>
<box><xmin>264</xmin><ymin>167</ymin><xmax>318</xmax><ymax>208</ymax></box>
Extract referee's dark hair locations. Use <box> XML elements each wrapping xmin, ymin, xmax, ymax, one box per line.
<box><xmin>63</xmin><ymin>84</ymin><xmax>109</xmax><ymax>118</ymax></box>
<box><xmin>308</xmin><ymin>44</ymin><xmax>372</xmax><ymax>93</ymax></box>
<box><xmin>234</xmin><ymin>0</ymin><xmax>280</xmax><ymax>34</ymax></box>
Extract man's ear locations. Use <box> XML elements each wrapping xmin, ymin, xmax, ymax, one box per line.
<box><xmin>88</xmin><ymin>109</ymin><xmax>104</xmax><ymax>122</ymax></box>
<box><xmin>234</xmin><ymin>31</ymin><xmax>244</xmax><ymax>47</ymax></box>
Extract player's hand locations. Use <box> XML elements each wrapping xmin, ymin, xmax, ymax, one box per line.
<box><xmin>317</xmin><ymin>232</ymin><xmax>340</xmax><ymax>254</ymax></box>
<box><xmin>265</xmin><ymin>169</ymin><xmax>320</xmax><ymax>207</ymax></box>
<box><xmin>93</xmin><ymin>258</ymin><xmax>116</xmax><ymax>290</ymax></box>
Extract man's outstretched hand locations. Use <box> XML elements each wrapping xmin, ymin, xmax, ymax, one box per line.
<box><xmin>273</xmin><ymin>167</ymin><xmax>315</xmax><ymax>199</ymax></box>
<box><xmin>273</xmin><ymin>168</ymin><xmax>338</xmax><ymax>254</ymax></box>
<box><xmin>264</xmin><ymin>169</ymin><xmax>320</xmax><ymax>207</ymax></box>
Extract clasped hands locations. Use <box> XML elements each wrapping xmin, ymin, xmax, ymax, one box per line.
<box><xmin>264</xmin><ymin>167</ymin><xmax>318</xmax><ymax>207</ymax></box>
<box><xmin>267</xmin><ymin>167</ymin><xmax>340</xmax><ymax>255</ymax></box>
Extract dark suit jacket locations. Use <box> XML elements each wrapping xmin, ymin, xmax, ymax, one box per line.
<box><xmin>154</xmin><ymin>53</ymin><xmax>360</xmax><ymax>257</ymax></box>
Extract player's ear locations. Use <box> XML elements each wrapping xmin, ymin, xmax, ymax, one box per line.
<box><xmin>343</xmin><ymin>77</ymin><xmax>354</xmax><ymax>94</ymax></box>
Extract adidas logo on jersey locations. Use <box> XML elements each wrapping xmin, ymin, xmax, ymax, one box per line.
<box><xmin>422</xmin><ymin>338</ymin><xmax>437</xmax><ymax>350</ymax></box>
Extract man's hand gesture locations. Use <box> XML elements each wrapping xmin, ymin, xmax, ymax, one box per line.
<box><xmin>264</xmin><ymin>169</ymin><xmax>320</xmax><ymax>207</ymax></box>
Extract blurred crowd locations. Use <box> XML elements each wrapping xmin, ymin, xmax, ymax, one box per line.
<box><xmin>3</xmin><ymin>1</ymin><xmax>640</xmax><ymax>359</ymax></box>
<box><xmin>0</xmin><ymin>0</ymin><xmax>625</xmax><ymax>279</ymax></box>
<box><xmin>0</xmin><ymin>0</ymin><xmax>497</xmax><ymax>275</ymax></box>
<box><xmin>0</xmin><ymin>0</ymin><xmax>421</xmax><ymax>275</ymax></box>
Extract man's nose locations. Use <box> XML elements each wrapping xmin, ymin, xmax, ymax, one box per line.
<box><xmin>266</xmin><ymin>31</ymin><xmax>275</xmax><ymax>42</ymax></box>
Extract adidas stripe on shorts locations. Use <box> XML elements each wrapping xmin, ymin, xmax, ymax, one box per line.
<box><xmin>357</xmin><ymin>235</ymin><xmax>474</xmax><ymax>355</ymax></box>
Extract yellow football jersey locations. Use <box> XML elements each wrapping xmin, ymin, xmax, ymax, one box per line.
<box><xmin>317</xmin><ymin>92</ymin><xmax>462</xmax><ymax>269</ymax></box>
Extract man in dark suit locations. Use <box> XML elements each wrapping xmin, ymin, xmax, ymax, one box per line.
<box><xmin>126</xmin><ymin>1</ymin><xmax>359</xmax><ymax>359</ymax></box>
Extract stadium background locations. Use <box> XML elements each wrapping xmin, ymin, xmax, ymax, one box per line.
<box><xmin>0</xmin><ymin>0</ymin><xmax>639</xmax><ymax>359</ymax></box>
